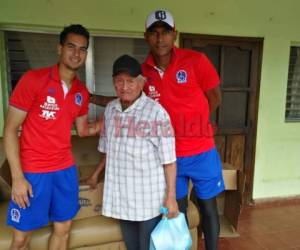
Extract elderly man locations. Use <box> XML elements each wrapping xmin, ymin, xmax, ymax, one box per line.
<box><xmin>86</xmin><ymin>54</ymin><xmax>178</xmax><ymax>250</ymax></box>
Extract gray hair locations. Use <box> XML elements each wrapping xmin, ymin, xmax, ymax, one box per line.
<box><xmin>136</xmin><ymin>74</ymin><xmax>146</xmax><ymax>83</ymax></box>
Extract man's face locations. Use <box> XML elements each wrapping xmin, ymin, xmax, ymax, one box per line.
<box><xmin>57</xmin><ymin>33</ymin><xmax>88</xmax><ymax>71</ymax></box>
<box><xmin>144</xmin><ymin>24</ymin><xmax>177</xmax><ymax>58</ymax></box>
<box><xmin>113</xmin><ymin>72</ymin><xmax>144</xmax><ymax>107</ymax></box>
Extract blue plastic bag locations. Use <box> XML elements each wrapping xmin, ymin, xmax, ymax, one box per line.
<box><xmin>149</xmin><ymin>207</ymin><xmax>192</xmax><ymax>250</ymax></box>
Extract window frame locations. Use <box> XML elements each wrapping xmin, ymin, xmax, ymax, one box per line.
<box><xmin>285</xmin><ymin>45</ymin><xmax>300</xmax><ymax>122</ymax></box>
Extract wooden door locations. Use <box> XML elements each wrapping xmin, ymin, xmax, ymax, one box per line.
<box><xmin>180</xmin><ymin>34</ymin><xmax>262</xmax><ymax>225</ymax></box>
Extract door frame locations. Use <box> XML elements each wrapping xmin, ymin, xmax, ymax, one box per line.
<box><xmin>179</xmin><ymin>33</ymin><xmax>263</xmax><ymax>205</ymax></box>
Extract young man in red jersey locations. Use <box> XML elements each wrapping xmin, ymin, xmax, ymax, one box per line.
<box><xmin>4</xmin><ymin>24</ymin><xmax>100</xmax><ymax>250</ymax></box>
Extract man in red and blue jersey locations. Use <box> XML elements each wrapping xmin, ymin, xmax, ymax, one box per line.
<box><xmin>4</xmin><ymin>24</ymin><xmax>100</xmax><ymax>250</ymax></box>
<box><xmin>142</xmin><ymin>10</ymin><xmax>224</xmax><ymax>250</ymax></box>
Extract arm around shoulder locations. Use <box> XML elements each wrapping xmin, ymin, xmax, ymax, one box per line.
<box><xmin>90</xmin><ymin>93</ymin><xmax>116</xmax><ymax>107</ymax></box>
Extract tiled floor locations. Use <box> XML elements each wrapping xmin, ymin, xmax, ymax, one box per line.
<box><xmin>198</xmin><ymin>203</ymin><xmax>300</xmax><ymax>250</ymax></box>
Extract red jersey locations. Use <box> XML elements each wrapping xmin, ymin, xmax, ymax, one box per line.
<box><xmin>142</xmin><ymin>47</ymin><xmax>220</xmax><ymax>157</ymax></box>
<box><xmin>9</xmin><ymin>64</ymin><xmax>89</xmax><ymax>172</ymax></box>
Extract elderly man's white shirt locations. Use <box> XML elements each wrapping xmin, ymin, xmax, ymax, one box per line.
<box><xmin>99</xmin><ymin>92</ymin><xmax>176</xmax><ymax>221</ymax></box>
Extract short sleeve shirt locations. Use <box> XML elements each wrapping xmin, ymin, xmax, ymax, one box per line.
<box><xmin>9</xmin><ymin>64</ymin><xmax>90</xmax><ymax>172</ymax></box>
<box><xmin>142</xmin><ymin>47</ymin><xmax>220</xmax><ymax>157</ymax></box>
<box><xmin>99</xmin><ymin>92</ymin><xmax>176</xmax><ymax>221</ymax></box>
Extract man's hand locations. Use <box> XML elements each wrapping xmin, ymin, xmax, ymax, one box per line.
<box><xmin>82</xmin><ymin>174</ymin><xmax>98</xmax><ymax>189</ymax></box>
<box><xmin>164</xmin><ymin>194</ymin><xmax>179</xmax><ymax>218</ymax></box>
<box><xmin>163</xmin><ymin>162</ymin><xmax>178</xmax><ymax>218</ymax></box>
<box><xmin>81</xmin><ymin>156</ymin><xmax>106</xmax><ymax>189</ymax></box>
<box><xmin>12</xmin><ymin>177</ymin><xmax>33</xmax><ymax>209</ymax></box>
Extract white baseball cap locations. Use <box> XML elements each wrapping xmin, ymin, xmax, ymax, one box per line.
<box><xmin>145</xmin><ymin>10</ymin><xmax>175</xmax><ymax>30</ymax></box>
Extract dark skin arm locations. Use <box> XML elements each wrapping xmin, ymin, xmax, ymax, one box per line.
<box><xmin>205</xmin><ymin>86</ymin><xmax>222</xmax><ymax>114</ymax></box>
<box><xmin>90</xmin><ymin>94</ymin><xmax>116</xmax><ymax>107</ymax></box>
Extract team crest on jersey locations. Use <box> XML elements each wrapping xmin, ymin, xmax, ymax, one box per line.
<box><xmin>176</xmin><ymin>70</ymin><xmax>187</xmax><ymax>84</ymax></box>
<box><xmin>75</xmin><ymin>93</ymin><xmax>82</xmax><ymax>106</ymax></box>
<box><xmin>11</xmin><ymin>208</ymin><xmax>21</xmax><ymax>223</ymax></box>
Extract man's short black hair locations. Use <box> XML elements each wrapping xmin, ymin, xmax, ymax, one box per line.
<box><xmin>60</xmin><ymin>24</ymin><xmax>90</xmax><ymax>47</ymax></box>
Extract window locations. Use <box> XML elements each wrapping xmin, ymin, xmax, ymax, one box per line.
<box><xmin>4</xmin><ymin>31</ymin><xmax>148</xmax><ymax>120</ymax></box>
<box><xmin>92</xmin><ymin>37</ymin><xmax>148</xmax><ymax>119</ymax></box>
<box><xmin>285</xmin><ymin>46</ymin><xmax>300</xmax><ymax>121</ymax></box>
<box><xmin>5</xmin><ymin>31</ymin><xmax>86</xmax><ymax>95</ymax></box>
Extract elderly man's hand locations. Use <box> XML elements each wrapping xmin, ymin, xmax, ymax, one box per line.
<box><xmin>82</xmin><ymin>174</ymin><xmax>98</xmax><ymax>189</ymax></box>
<box><xmin>164</xmin><ymin>195</ymin><xmax>179</xmax><ymax>218</ymax></box>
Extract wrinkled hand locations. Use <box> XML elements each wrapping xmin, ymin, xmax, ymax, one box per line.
<box><xmin>12</xmin><ymin>177</ymin><xmax>33</xmax><ymax>209</ymax></box>
<box><xmin>83</xmin><ymin>174</ymin><xmax>98</xmax><ymax>189</ymax></box>
<box><xmin>164</xmin><ymin>195</ymin><xmax>179</xmax><ymax>219</ymax></box>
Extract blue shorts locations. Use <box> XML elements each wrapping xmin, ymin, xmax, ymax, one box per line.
<box><xmin>176</xmin><ymin>148</ymin><xmax>225</xmax><ymax>200</ymax></box>
<box><xmin>7</xmin><ymin>166</ymin><xmax>79</xmax><ymax>231</ymax></box>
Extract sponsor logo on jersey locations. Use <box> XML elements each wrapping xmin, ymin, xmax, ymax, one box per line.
<box><xmin>39</xmin><ymin>96</ymin><xmax>59</xmax><ymax>120</ymax></box>
<box><xmin>148</xmin><ymin>85</ymin><xmax>160</xmax><ymax>101</ymax></box>
<box><xmin>149</xmin><ymin>85</ymin><xmax>155</xmax><ymax>92</ymax></box>
<box><xmin>176</xmin><ymin>70</ymin><xmax>187</xmax><ymax>84</ymax></box>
